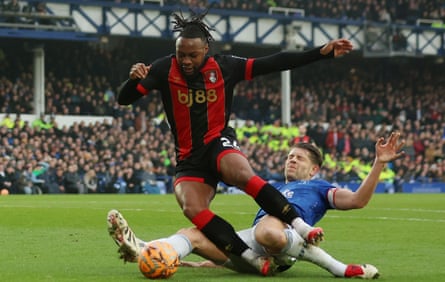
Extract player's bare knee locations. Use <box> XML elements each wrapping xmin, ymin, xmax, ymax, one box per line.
<box><xmin>182</xmin><ymin>205</ymin><xmax>203</xmax><ymax>220</ymax></box>
<box><xmin>256</xmin><ymin>227</ymin><xmax>287</xmax><ymax>250</ymax></box>
<box><xmin>176</xmin><ymin>227</ymin><xmax>196</xmax><ymax>238</ymax></box>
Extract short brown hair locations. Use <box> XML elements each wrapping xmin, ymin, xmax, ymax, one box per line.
<box><xmin>293</xmin><ymin>142</ymin><xmax>323</xmax><ymax>167</ymax></box>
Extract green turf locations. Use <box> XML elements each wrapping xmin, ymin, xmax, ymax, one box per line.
<box><xmin>0</xmin><ymin>194</ymin><xmax>444</xmax><ymax>281</ymax></box>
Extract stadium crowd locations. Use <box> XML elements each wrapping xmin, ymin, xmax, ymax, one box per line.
<box><xmin>0</xmin><ymin>2</ymin><xmax>444</xmax><ymax>195</ymax></box>
<box><xmin>1</xmin><ymin>39</ymin><xmax>444</xmax><ymax>195</ymax></box>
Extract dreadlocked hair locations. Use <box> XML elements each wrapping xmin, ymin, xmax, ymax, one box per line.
<box><xmin>171</xmin><ymin>9</ymin><xmax>215</xmax><ymax>44</ymax></box>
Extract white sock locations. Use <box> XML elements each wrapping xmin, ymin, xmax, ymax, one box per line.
<box><xmin>241</xmin><ymin>248</ymin><xmax>257</xmax><ymax>261</ymax></box>
<box><xmin>157</xmin><ymin>234</ymin><xmax>193</xmax><ymax>260</ymax></box>
<box><xmin>282</xmin><ymin>228</ymin><xmax>305</xmax><ymax>258</ymax></box>
<box><xmin>300</xmin><ymin>244</ymin><xmax>347</xmax><ymax>277</ymax></box>
<box><xmin>291</xmin><ymin>217</ymin><xmax>312</xmax><ymax>236</ymax></box>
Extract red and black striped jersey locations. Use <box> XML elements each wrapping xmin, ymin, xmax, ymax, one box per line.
<box><xmin>137</xmin><ymin>54</ymin><xmax>255</xmax><ymax>160</ymax></box>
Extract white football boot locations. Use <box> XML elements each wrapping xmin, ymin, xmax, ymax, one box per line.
<box><xmin>107</xmin><ymin>209</ymin><xmax>146</xmax><ymax>263</ymax></box>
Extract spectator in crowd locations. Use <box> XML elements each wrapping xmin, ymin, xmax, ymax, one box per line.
<box><xmin>139</xmin><ymin>162</ymin><xmax>161</xmax><ymax>194</ymax></box>
<box><xmin>123</xmin><ymin>167</ymin><xmax>140</xmax><ymax>193</ymax></box>
<box><xmin>63</xmin><ymin>164</ymin><xmax>85</xmax><ymax>194</ymax></box>
<box><xmin>83</xmin><ymin>167</ymin><xmax>98</xmax><ymax>193</ymax></box>
<box><xmin>111</xmin><ymin>169</ymin><xmax>127</xmax><ymax>194</ymax></box>
<box><xmin>45</xmin><ymin>165</ymin><xmax>66</xmax><ymax>194</ymax></box>
<box><xmin>32</xmin><ymin>114</ymin><xmax>53</xmax><ymax>131</ymax></box>
<box><xmin>31</xmin><ymin>161</ymin><xmax>49</xmax><ymax>193</ymax></box>
<box><xmin>3</xmin><ymin>0</ymin><xmax>21</xmax><ymax>23</ymax></box>
<box><xmin>34</xmin><ymin>2</ymin><xmax>54</xmax><ymax>25</ymax></box>
<box><xmin>16</xmin><ymin>162</ymin><xmax>39</xmax><ymax>194</ymax></box>
<box><xmin>96</xmin><ymin>163</ymin><xmax>113</xmax><ymax>193</ymax></box>
<box><xmin>0</xmin><ymin>162</ymin><xmax>12</xmax><ymax>194</ymax></box>
<box><xmin>0</xmin><ymin>113</ymin><xmax>14</xmax><ymax>129</ymax></box>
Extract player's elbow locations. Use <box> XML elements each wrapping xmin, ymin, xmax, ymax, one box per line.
<box><xmin>349</xmin><ymin>199</ymin><xmax>369</xmax><ymax>209</ymax></box>
<box><xmin>117</xmin><ymin>94</ymin><xmax>131</xmax><ymax>105</ymax></box>
<box><xmin>338</xmin><ymin>196</ymin><xmax>370</xmax><ymax>210</ymax></box>
<box><xmin>117</xmin><ymin>90</ymin><xmax>144</xmax><ymax>105</ymax></box>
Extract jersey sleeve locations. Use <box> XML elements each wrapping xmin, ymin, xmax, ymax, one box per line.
<box><xmin>214</xmin><ymin>54</ymin><xmax>253</xmax><ymax>81</ymax></box>
<box><xmin>137</xmin><ymin>57</ymin><xmax>168</xmax><ymax>95</ymax></box>
<box><xmin>117</xmin><ymin>79</ymin><xmax>143</xmax><ymax>105</ymax></box>
<box><xmin>314</xmin><ymin>179</ymin><xmax>338</xmax><ymax>209</ymax></box>
<box><xmin>251</xmin><ymin>46</ymin><xmax>333</xmax><ymax>77</ymax></box>
<box><xmin>326</xmin><ymin>187</ymin><xmax>339</xmax><ymax>209</ymax></box>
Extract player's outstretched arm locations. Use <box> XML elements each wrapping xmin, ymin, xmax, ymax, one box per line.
<box><xmin>332</xmin><ymin>132</ymin><xmax>405</xmax><ymax>210</ymax></box>
<box><xmin>252</xmin><ymin>38</ymin><xmax>353</xmax><ymax>77</ymax></box>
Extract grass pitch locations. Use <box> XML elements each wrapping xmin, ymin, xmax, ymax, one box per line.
<box><xmin>0</xmin><ymin>193</ymin><xmax>444</xmax><ymax>282</ymax></box>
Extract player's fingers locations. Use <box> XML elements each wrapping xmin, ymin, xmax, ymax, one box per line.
<box><xmin>338</xmin><ymin>43</ymin><xmax>353</xmax><ymax>51</ymax></box>
<box><xmin>139</xmin><ymin>65</ymin><xmax>151</xmax><ymax>78</ymax></box>
<box><xmin>376</xmin><ymin>136</ymin><xmax>385</xmax><ymax>146</ymax></box>
<box><xmin>384</xmin><ymin>132</ymin><xmax>394</xmax><ymax>147</ymax></box>
<box><xmin>394</xmin><ymin>151</ymin><xmax>406</xmax><ymax>160</ymax></box>
<box><xmin>134</xmin><ymin>64</ymin><xmax>148</xmax><ymax>78</ymax></box>
<box><xmin>396</xmin><ymin>139</ymin><xmax>405</xmax><ymax>152</ymax></box>
<box><xmin>393</xmin><ymin>132</ymin><xmax>404</xmax><ymax>150</ymax></box>
<box><xmin>388</xmin><ymin>132</ymin><xmax>399</xmax><ymax>147</ymax></box>
<box><xmin>129</xmin><ymin>64</ymin><xmax>140</xmax><ymax>78</ymax></box>
<box><xmin>337</xmin><ymin>39</ymin><xmax>353</xmax><ymax>49</ymax></box>
<box><xmin>134</xmin><ymin>70</ymin><xmax>144</xmax><ymax>78</ymax></box>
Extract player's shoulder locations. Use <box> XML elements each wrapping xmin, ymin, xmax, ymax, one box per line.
<box><xmin>213</xmin><ymin>53</ymin><xmax>248</xmax><ymax>63</ymax></box>
<box><xmin>152</xmin><ymin>54</ymin><xmax>174</xmax><ymax>66</ymax></box>
<box><xmin>284</xmin><ymin>178</ymin><xmax>330</xmax><ymax>186</ymax></box>
<box><xmin>271</xmin><ymin>181</ymin><xmax>288</xmax><ymax>192</ymax></box>
<box><xmin>310</xmin><ymin>178</ymin><xmax>334</xmax><ymax>187</ymax></box>
<box><xmin>150</xmin><ymin>55</ymin><xmax>175</xmax><ymax>77</ymax></box>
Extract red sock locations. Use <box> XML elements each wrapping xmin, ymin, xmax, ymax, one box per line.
<box><xmin>244</xmin><ymin>176</ymin><xmax>266</xmax><ymax>198</ymax></box>
<box><xmin>191</xmin><ymin>209</ymin><xmax>214</xmax><ymax>230</ymax></box>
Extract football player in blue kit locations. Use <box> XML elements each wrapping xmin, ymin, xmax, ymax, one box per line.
<box><xmin>108</xmin><ymin>132</ymin><xmax>404</xmax><ymax>279</ymax></box>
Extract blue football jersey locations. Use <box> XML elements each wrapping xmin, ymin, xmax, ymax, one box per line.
<box><xmin>253</xmin><ymin>179</ymin><xmax>337</xmax><ymax>226</ymax></box>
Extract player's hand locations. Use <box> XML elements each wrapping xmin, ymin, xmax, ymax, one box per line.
<box><xmin>375</xmin><ymin>132</ymin><xmax>405</xmax><ymax>164</ymax></box>
<box><xmin>129</xmin><ymin>63</ymin><xmax>151</xmax><ymax>80</ymax></box>
<box><xmin>320</xmin><ymin>38</ymin><xmax>353</xmax><ymax>57</ymax></box>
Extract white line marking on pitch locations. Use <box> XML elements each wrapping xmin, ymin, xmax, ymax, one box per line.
<box><xmin>325</xmin><ymin>214</ymin><xmax>445</xmax><ymax>223</ymax></box>
<box><xmin>370</xmin><ymin>207</ymin><xmax>445</xmax><ymax>213</ymax></box>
